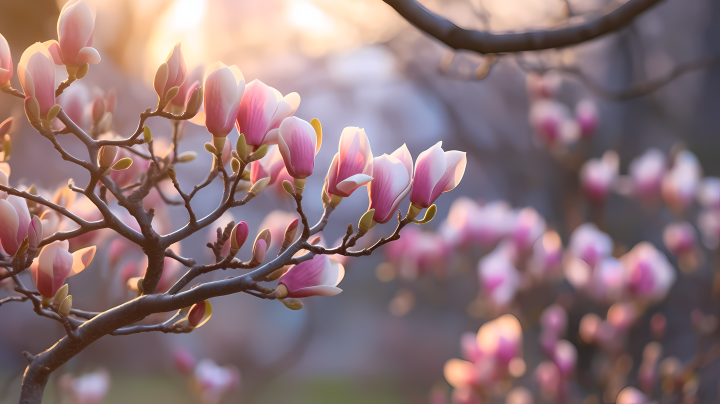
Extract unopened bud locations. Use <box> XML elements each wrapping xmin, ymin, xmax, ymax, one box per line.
<box><xmin>112</xmin><ymin>157</ymin><xmax>133</xmax><ymax>171</ymax></box>
<box><xmin>248</xmin><ymin>177</ymin><xmax>270</xmax><ymax>197</ymax></box>
<box><xmin>235</xmin><ymin>181</ymin><xmax>252</xmax><ymax>192</ymax></box>
<box><xmin>177</xmin><ymin>151</ymin><xmax>197</xmax><ymax>163</ymax></box>
<box><xmin>91</xmin><ymin>96</ymin><xmax>105</xmax><ymax>124</ymax></box>
<box><xmin>204</xmin><ymin>142</ymin><xmax>217</xmax><ymax>155</ymax></box>
<box><xmin>58</xmin><ymin>295</ymin><xmax>72</xmax><ymax>317</ymax></box>
<box><xmin>358</xmin><ymin>209</ymin><xmax>376</xmax><ymax>234</ymax></box>
<box><xmin>251</xmin><ymin>144</ymin><xmax>268</xmax><ymax>161</ymax></box>
<box><xmin>143</xmin><ymin>126</ymin><xmax>152</xmax><ymax>143</ymax></box>
<box><xmin>282</xmin><ymin>180</ymin><xmax>294</xmax><ymax>195</ymax></box>
<box><xmin>16</xmin><ymin>237</ymin><xmax>29</xmax><ymax>256</ymax></box>
<box><xmin>231</xmin><ymin>158</ymin><xmax>240</xmax><ymax>174</ymax></box>
<box><xmin>240</xmin><ymin>170</ymin><xmax>251</xmax><ymax>181</ymax></box>
<box><xmin>97</xmin><ymin>145</ymin><xmax>118</xmax><ymax>169</ymax></box>
<box><xmin>167</xmin><ymin>166</ymin><xmax>177</xmax><ymax>182</ymax></box>
<box><xmin>187</xmin><ymin>301</ymin><xmax>212</xmax><ymax>328</ymax></box>
<box><xmin>184</xmin><ymin>87</ymin><xmax>203</xmax><ymax>118</ymax></box>
<box><xmin>252</xmin><ymin>238</ymin><xmax>267</xmax><ymax>264</ymax></box>
<box><xmin>164</xmin><ymin>86</ymin><xmax>180</xmax><ymax>104</ymax></box>
<box><xmin>26</xmin><ymin>185</ymin><xmax>37</xmax><ymax>209</ymax></box>
<box><xmin>47</xmin><ymin>105</ymin><xmax>61</xmax><ymax>122</ymax></box>
<box><xmin>28</xmin><ymin>216</ymin><xmax>42</xmax><ymax>248</ymax></box>
<box><xmin>24</xmin><ymin>97</ymin><xmax>41</xmax><ymax>124</ymax></box>
<box><xmin>230</xmin><ymin>221</ymin><xmax>249</xmax><ymax>251</ymax></box>
<box><xmin>284</xmin><ymin>218</ymin><xmax>299</xmax><ymax>243</ymax></box>
<box><xmin>53</xmin><ymin>284</ymin><xmax>69</xmax><ymax>306</ymax></box>
<box><xmin>280</xmin><ymin>297</ymin><xmax>303</xmax><ymax>310</ymax></box>
<box><xmin>236</xmin><ymin>133</ymin><xmax>248</xmax><ymax>162</ymax></box>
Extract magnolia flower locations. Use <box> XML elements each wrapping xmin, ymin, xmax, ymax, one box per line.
<box><xmin>249</xmin><ymin>146</ymin><xmax>285</xmax><ymax>185</ymax></box>
<box><xmin>535</xmin><ymin>361</ymin><xmax>561</xmax><ymax>398</ymax></box>
<box><xmin>384</xmin><ymin>226</ymin><xmax>450</xmax><ymax>279</ymax></box>
<box><xmin>478</xmin><ymin>245</ymin><xmax>519</xmax><ymax>308</ymax></box>
<box><xmin>616</xmin><ymin>387</ymin><xmax>649</xmax><ymax>404</ymax></box>
<box><xmin>410</xmin><ymin>142</ymin><xmax>466</xmax><ymax>209</ymax></box>
<box><xmin>440</xmin><ymin>199</ymin><xmax>515</xmax><ymax>247</ymax></box>
<box><xmin>326</xmin><ymin>127</ymin><xmax>374</xmax><ymax>198</ymax></box>
<box><xmin>575</xmin><ymin>99</ymin><xmax>599</xmax><ymax>138</ymax></box>
<box><xmin>663</xmin><ymin>222</ymin><xmax>696</xmax><ymax>256</ymax></box>
<box><xmin>698</xmin><ymin>209</ymin><xmax>720</xmax><ymax>249</ymax></box>
<box><xmin>154</xmin><ymin>43</ymin><xmax>187</xmax><ymax>102</ymax></box>
<box><xmin>553</xmin><ymin>340</ymin><xmax>577</xmax><ymax>376</ymax></box>
<box><xmin>169</xmin><ymin>65</ymin><xmax>203</xmax><ymax>113</ymax></box>
<box><xmin>476</xmin><ymin>314</ymin><xmax>523</xmax><ymax>364</ymax></box>
<box><xmin>174</xmin><ymin>348</ymin><xmax>196</xmax><ymax>375</ymax></box>
<box><xmin>620</xmin><ymin>242</ymin><xmax>676</xmax><ymax>303</ymax></box>
<box><xmin>45</xmin><ymin>0</ymin><xmax>100</xmax><ymax>67</ymax></box>
<box><xmin>0</xmin><ymin>33</ymin><xmax>12</xmax><ymax>86</ymax></box>
<box><xmin>367</xmin><ymin>144</ymin><xmax>413</xmax><ymax>223</ymax></box>
<box><xmin>64</xmin><ymin>369</ymin><xmax>110</xmax><ymax>404</ymax></box>
<box><xmin>257</xmin><ymin>210</ymin><xmax>297</xmax><ymax>249</ymax></box>
<box><xmin>193</xmin><ymin>359</ymin><xmax>240</xmax><ymax>404</ymax></box>
<box><xmin>200</xmin><ymin>62</ymin><xmax>245</xmax><ymax>143</ymax></box>
<box><xmin>30</xmin><ymin>241</ymin><xmax>96</xmax><ymax>298</ymax></box>
<box><xmin>18</xmin><ymin>43</ymin><xmax>56</xmax><ymax>121</ymax></box>
<box><xmin>591</xmin><ymin>258</ymin><xmax>626</xmax><ymax>302</ymax></box>
<box><xmin>529</xmin><ymin>100</ymin><xmax>579</xmax><ymax>145</ymax></box>
<box><xmin>511</xmin><ymin>207</ymin><xmax>546</xmax><ymax>251</ymax></box>
<box><xmin>540</xmin><ymin>305</ymin><xmax>568</xmax><ymax>338</ymax></box>
<box><xmin>569</xmin><ymin>223</ymin><xmax>613</xmax><ymax>268</ymax></box>
<box><xmin>697</xmin><ymin>177</ymin><xmax>720</xmax><ymax>208</ymax></box>
<box><xmin>526</xmin><ymin>71</ymin><xmax>561</xmax><ymax>99</ymax></box>
<box><xmin>236</xmin><ymin>79</ymin><xmax>300</xmax><ymax>149</ymax></box>
<box><xmin>57</xmin><ymin>81</ymin><xmax>90</xmax><ymax>127</ymax></box>
<box><xmin>530</xmin><ymin>231</ymin><xmax>563</xmax><ymax>276</ymax></box>
<box><xmin>0</xmin><ymin>196</ymin><xmax>32</xmax><ymax>255</ymax></box>
<box><xmin>580</xmin><ymin>151</ymin><xmax>619</xmax><ymax>203</ymax></box>
<box><xmin>276</xmin><ymin>254</ymin><xmax>344</xmax><ymax>298</ymax></box>
<box><xmin>661</xmin><ymin>150</ymin><xmax>701</xmax><ymax>212</ymax></box>
<box><xmin>629</xmin><ymin>148</ymin><xmax>666</xmax><ymax>198</ymax></box>
<box><xmin>277</xmin><ymin>117</ymin><xmax>318</xmax><ymax>179</ymax></box>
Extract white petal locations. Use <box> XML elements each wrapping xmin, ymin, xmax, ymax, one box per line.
<box><xmin>336</xmin><ymin>173</ymin><xmax>373</xmax><ymax>194</ymax></box>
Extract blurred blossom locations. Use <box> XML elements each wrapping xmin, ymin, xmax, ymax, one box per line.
<box><xmin>50</xmin><ymin>0</ymin><xmax>101</xmax><ymax>67</ymax></box>
<box><xmin>568</xmin><ymin>223</ymin><xmax>612</xmax><ymax>268</ymax></box>
<box><xmin>385</xmin><ymin>226</ymin><xmax>450</xmax><ymax>279</ymax></box>
<box><xmin>697</xmin><ymin>177</ymin><xmax>720</xmax><ymax>208</ymax></box>
<box><xmin>591</xmin><ymin>258</ymin><xmax>626</xmax><ymax>302</ymax></box>
<box><xmin>661</xmin><ymin>150</ymin><xmax>701</xmax><ymax>212</ymax></box>
<box><xmin>607</xmin><ymin>302</ymin><xmax>639</xmax><ymax>331</ymax></box>
<box><xmin>258</xmin><ymin>210</ymin><xmax>298</xmax><ymax>250</ymax></box>
<box><xmin>529</xmin><ymin>100</ymin><xmax>579</xmax><ymax>146</ymax></box>
<box><xmin>580</xmin><ymin>151</ymin><xmax>619</xmax><ymax>203</ymax></box>
<box><xmin>629</xmin><ymin>148</ymin><xmax>666</xmax><ymax>199</ymax></box>
<box><xmin>540</xmin><ymin>305</ymin><xmax>567</xmax><ymax>338</ymax></box>
<box><xmin>193</xmin><ymin>359</ymin><xmax>240</xmax><ymax>404</ymax></box>
<box><xmin>697</xmin><ymin>208</ymin><xmax>720</xmax><ymax>249</ymax></box>
<box><xmin>662</xmin><ymin>221</ymin><xmax>696</xmax><ymax>256</ymax></box>
<box><xmin>620</xmin><ymin>242</ymin><xmax>676</xmax><ymax>303</ymax></box>
<box><xmin>526</xmin><ymin>71</ymin><xmax>561</xmax><ymax>99</ymax></box>
<box><xmin>169</xmin><ymin>65</ymin><xmax>203</xmax><ymax>112</ymax></box>
<box><xmin>451</xmin><ymin>387</ymin><xmax>482</xmax><ymax>404</ymax></box>
<box><xmin>476</xmin><ymin>314</ymin><xmax>523</xmax><ymax>365</ymax></box>
<box><xmin>57</xmin><ymin>82</ymin><xmax>91</xmax><ymax>127</ymax></box>
<box><xmin>638</xmin><ymin>342</ymin><xmax>662</xmax><ymax>392</ymax></box>
<box><xmin>506</xmin><ymin>387</ymin><xmax>533</xmax><ymax>404</ymax></box>
<box><xmin>530</xmin><ymin>230</ymin><xmax>563</xmax><ymax>277</ymax></box>
<box><xmin>534</xmin><ymin>361</ymin><xmax>561</xmax><ymax>399</ymax></box>
<box><xmin>174</xmin><ymin>347</ymin><xmax>196</xmax><ymax>375</ymax></box>
<box><xmin>552</xmin><ymin>339</ymin><xmax>577</xmax><ymax>377</ymax></box>
<box><xmin>440</xmin><ymin>199</ymin><xmax>514</xmax><ymax>248</ymax></box>
<box><xmin>575</xmin><ymin>99</ymin><xmax>599</xmax><ymax>138</ymax></box>
<box><xmin>0</xmin><ymin>33</ymin><xmax>12</xmax><ymax>86</ymax></box>
<box><xmin>511</xmin><ymin>207</ymin><xmax>546</xmax><ymax>251</ymax></box>
<box><xmin>478</xmin><ymin>244</ymin><xmax>520</xmax><ymax>307</ymax></box>
<box><xmin>61</xmin><ymin>369</ymin><xmax>111</xmax><ymax>404</ymax></box>
<box><xmin>616</xmin><ymin>386</ymin><xmax>649</xmax><ymax>404</ymax></box>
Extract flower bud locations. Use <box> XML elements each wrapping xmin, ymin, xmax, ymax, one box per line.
<box><xmin>91</xmin><ymin>96</ymin><xmax>105</xmax><ymax>125</ymax></box>
<box><xmin>187</xmin><ymin>300</ymin><xmax>212</xmax><ymax>328</ymax></box>
<box><xmin>155</xmin><ymin>43</ymin><xmax>187</xmax><ymax>104</ymax></box>
<box><xmin>97</xmin><ymin>145</ymin><xmax>118</xmax><ymax>169</ymax></box>
<box><xmin>0</xmin><ymin>117</ymin><xmax>12</xmax><ymax>138</ymax></box>
<box><xmin>248</xmin><ymin>177</ymin><xmax>270</xmax><ymax>197</ymax></box>
<box><xmin>176</xmin><ymin>151</ymin><xmax>197</xmax><ymax>163</ymax></box>
<box><xmin>230</xmin><ymin>221</ymin><xmax>249</xmax><ymax>251</ymax></box>
<box><xmin>280</xmin><ymin>298</ymin><xmax>304</xmax><ymax>310</ymax></box>
<box><xmin>284</xmin><ymin>218</ymin><xmax>299</xmax><ymax>243</ymax></box>
<box><xmin>58</xmin><ymin>295</ymin><xmax>72</xmax><ymax>317</ymax></box>
<box><xmin>252</xmin><ymin>238</ymin><xmax>267</xmax><ymax>264</ymax></box>
<box><xmin>358</xmin><ymin>209</ymin><xmax>376</xmax><ymax>234</ymax></box>
<box><xmin>27</xmin><ymin>216</ymin><xmax>42</xmax><ymax>248</ymax></box>
<box><xmin>53</xmin><ymin>284</ymin><xmax>69</xmax><ymax>306</ymax></box>
<box><xmin>236</xmin><ymin>133</ymin><xmax>248</xmax><ymax>162</ymax></box>
<box><xmin>111</xmin><ymin>157</ymin><xmax>133</xmax><ymax>171</ymax></box>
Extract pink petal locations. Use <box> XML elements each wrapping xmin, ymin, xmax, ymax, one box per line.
<box><xmin>7</xmin><ymin>196</ymin><xmax>30</xmax><ymax>247</ymax></box>
<box><xmin>266</xmin><ymin>92</ymin><xmax>301</xmax><ymax>133</ymax></box>
<box><xmin>0</xmin><ymin>33</ymin><xmax>12</xmax><ymax>83</ymax></box>
<box><xmin>203</xmin><ymin>64</ymin><xmax>244</xmax><ymax>137</ymax></box>
<box><xmin>334</xmin><ymin>127</ymin><xmax>373</xmax><ymax>190</ymax></box>
<box><xmin>43</xmin><ymin>41</ymin><xmax>64</xmax><ymax>65</ymax></box>
<box><xmin>336</xmin><ymin>173</ymin><xmax>373</xmax><ymax>195</ymax></box>
<box><xmin>0</xmin><ymin>199</ymin><xmax>19</xmax><ymax>254</ymax></box>
<box><xmin>58</xmin><ymin>0</ymin><xmax>95</xmax><ymax>66</ymax></box>
<box><xmin>236</xmin><ymin>80</ymin><xmax>278</xmax><ymax>147</ymax></box>
<box><xmin>369</xmin><ymin>154</ymin><xmax>412</xmax><ymax>223</ymax></box>
<box><xmin>410</xmin><ymin>142</ymin><xmax>446</xmax><ymax>208</ymax></box>
<box><xmin>278</xmin><ymin>117</ymin><xmax>315</xmax><ymax>179</ymax></box>
<box><xmin>429</xmin><ymin>150</ymin><xmax>467</xmax><ymax>202</ymax></box>
<box><xmin>75</xmin><ymin>47</ymin><xmax>101</xmax><ymax>65</ymax></box>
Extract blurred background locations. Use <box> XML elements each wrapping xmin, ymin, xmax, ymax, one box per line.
<box><xmin>1</xmin><ymin>0</ymin><xmax>719</xmax><ymax>402</ymax></box>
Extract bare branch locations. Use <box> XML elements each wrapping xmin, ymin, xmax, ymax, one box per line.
<box><xmin>383</xmin><ymin>0</ymin><xmax>662</xmax><ymax>54</ymax></box>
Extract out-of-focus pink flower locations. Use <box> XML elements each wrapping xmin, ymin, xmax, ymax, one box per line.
<box><xmin>410</xmin><ymin>142</ymin><xmax>466</xmax><ymax>209</ymax></box>
<box><xmin>277</xmin><ymin>117</ymin><xmax>318</xmax><ymax>179</ymax></box>
<box><xmin>620</xmin><ymin>242</ymin><xmax>676</xmax><ymax>303</ymax></box>
<box><xmin>506</xmin><ymin>387</ymin><xmax>533</xmax><ymax>404</ymax></box>
<box><xmin>511</xmin><ymin>207</ymin><xmax>546</xmax><ymax>251</ymax></box>
<box><xmin>65</xmin><ymin>369</ymin><xmax>110</xmax><ymax>404</ymax></box>
<box><xmin>552</xmin><ymin>340</ymin><xmax>577</xmax><ymax>377</ymax></box>
<box><xmin>569</xmin><ymin>223</ymin><xmax>612</xmax><ymax>268</ymax></box>
<box><xmin>326</xmin><ymin>127</ymin><xmax>374</xmax><ymax>198</ymax></box>
<box><xmin>201</xmin><ymin>62</ymin><xmax>245</xmax><ymax>138</ymax></box>
<box><xmin>629</xmin><ymin>148</ymin><xmax>666</xmax><ymax>199</ymax></box>
<box><xmin>461</xmin><ymin>200</ymin><xmax>514</xmax><ymax>247</ymax></box>
<box><xmin>385</xmin><ymin>226</ymin><xmax>450</xmax><ymax>279</ymax></box>
<box><xmin>46</xmin><ymin>1</ymin><xmax>100</xmax><ymax>67</ymax></box>
<box><xmin>698</xmin><ymin>209</ymin><xmax>720</xmax><ymax>249</ymax></box>
<box><xmin>535</xmin><ymin>361</ymin><xmax>561</xmax><ymax>398</ymax></box>
<box><xmin>476</xmin><ymin>314</ymin><xmax>523</xmax><ymax>365</ymax></box>
<box><xmin>616</xmin><ymin>387</ymin><xmax>649</xmax><ymax>404</ymax></box>
<box><xmin>697</xmin><ymin>177</ymin><xmax>720</xmax><ymax>208</ymax></box>
<box><xmin>429</xmin><ymin>385</ymin><xmax>449</xmax><ymax>404</ymax></box>
<box><xmin>526</xmin><ymin>71</ymin><xmax>561</xmax><ymax>99</ymax></box>
<box><xmin>444</xmin><ymin>359</ymin><xmax>478</xmax><ymax>389</ymax></box>
<box><xmin>236</xmin><ymin>79</ymin><xmax>300</xmax><ymax>149</ymax></box>
<box><xmin>250</xmin><ymin>146</ymin><xmax>285</xmax><ymax>185</ymax></box>
<box><xmin>157</xmin><ymin>256</ymin><xmax>182</xmax><ymax>293</ymax></box>
<box><xmin>154</xmin><ymin>43</ymin><xmax>187</xmax><ymax>102</ymax></box>
<box><xmin>451</xmin><ymin>388</ymin><xmax>482</xmax><ymax>404</ymax></box>
<box><xmin>540</xmin><ymin>305</ymin><xmax>567</xmax><ymax>338</ymax></box>
<box><xmin>591</xmin><ymin>258</ymin><xmax>626</xmax><ymax>302</ymax></box>
<box><xmin>575</xmin><ymin>99</ymin><xmax>599</xmax><ymax>138</ymax></box>
<box><xmin>580</xmin><ymin>151</ymin><xmax>619</xmax><ymax>203</ymax></box>
<box><xmin>174</xmin><ymin>347</ymin><xmax>196</xmax><ymax>375</ymax></box>
<box><xmin>277</xmin><ymin>254</ymin><xmax>344</xmax><ymax>298</ymax></box>
<box><xmin>258</xmin><ymin>210</ymin><xmax>298</xmax><ymax>250</ymax></box>
<box><xmin>661</xmin><ymin>150</ymin><xmax>701</xmax><ymax>212</ymax></box>
<box><xmin>663</xmin><ymin>221</ymin><xmax>696</xmax><ymax>256</ymax></box>
<box><xmin>0</xmin><ymin>196</ymin><xmax>31</xmax><ymax>255</ymax></box>
<box><xmin>57</xmin><ymin>81</ymin><xmax>90</xmax><ymax>127</ymax></box>
<box><xmin>193</xmin><ymin>359</ymin><xmax>240</xmax><ymax>404</ymax></box>
<box><xmin>169</xmin><ymin>65</ymin><xmax>203</xmax><ymax>112</ymax></box>
<box><xmin>368</xmin><ymin>144</ymin><xmax>413</xmax><ymax>223</ymax></box>
<box><xmin>530</xmin><ymin>230</ymin><xmax>563</xmax><ymax>276</ymax></box>
<box><xmin>529</xmin><ymin>100</ymin><xmax>579</xmax><ymax>146</ymax></box>
<box><xmin>607</xmin><ymin>302</ymin><xmax>638</xmax><ymax>331</ymax></box>
<box><xmin>0</xmin><ymin>34</ymin><xmax>13</xmax><ymax>86</ymax></box>
<box><xmin>30</xmin><ymin>240</ymin><xmax>95</xmax><ymax>298</ymax></box>
<box><xmin>478</xmin><ymin>245</ymin><xmax>519</xmax><ymax>307</ymax></box>
<box><xmin>18</xmin><ymin>43</ymin><xmax>56</xmax><ymax>120</ymax></box>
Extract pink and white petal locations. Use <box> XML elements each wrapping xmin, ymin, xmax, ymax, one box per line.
<box><xmin>336</xmin><ymin>173</ymin><xmax>373</xmax><ymax>195</ymax></box>
<box><xmin>276</xmin><ymin>131</ymin><xmax>293</xmax><ymax>174</ymax></box>
<box><xmin>289</xmin><ymin>285</ymin><xmax>343</xmax><ymax>298</ymax></box>
<box><xmin>378</xmin><ymin>184</ymin><xmax>411</xmax><ymax>224</ymax></box>
<box><xmin>325</xmin><ymin>153</ymin><xmax>340</xmax><ymax>192</ymax></box>
<box><xmin>58</xmin><ymin>1</ymin><xmax>95</xmax><ymax>64</ymax></box>
<box><xmin>70</xmin><ymin>245</ymin><xmax>96</xmax><ymax>276</ymax></box>
<box><xmin>0</xmin><ymin>199</ymin><xmax>19</xmax><ymax>254</ymax></box>
<box><xmin>391</xmin><ymin>144</ymin><xmax>413</xmax><ymax>178</ymax></box>
<box><xmin>8</xmin><ymin>196</ymin><xmax>30</xmax><ymax>245</ymax></box>
<box><xmin>263</xmin><ymin>128</ymin><xmax>279</xmax><ymax>145</ymax></box>
<box><xmin>267</xmin><ymin>92</ymin><xmax>301</xmax><ymax>132</ymax></box>
<box><xmin>337</xmin><ymin>128</ymin><xmax>371</xmax><ymax>181</ymax></box>
<box><xmin>18</xmin><ymin>67</ymin><xmax>35</xmax><ymax>99</ymax></box>
<box><xmin>43</xmin><ymin>41</ymin><xmax>64</xmax><ymax>65</ymax></box>
<box><xmin>75</xmin><ymin>47</ymin><xmax>100</xmax><ymax>65</ymax></box>
<box><xmin>410</xmin><ymin>142</ymin><xmax>446</xmax><ymax>207</ymax></box>
<box><xmin>25</xmin><ymin>52</ymin><xmax>56</xmax><ymax>116</ymax></box>
<box><xmin>431</xmin><ymin>151</ymin><xmax>467</xmax><ymax>202</ymax></box>
<box><xmin>236</xmin><ymin>80</ymin><xmax>277</xmax><ymax>146</ymax></box>
<box><xmin>52</xmin><ymin>247</ymin><xmax>74</xmax><ymax>294</ymax></box>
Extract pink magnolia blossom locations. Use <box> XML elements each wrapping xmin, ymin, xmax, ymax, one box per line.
<box><xmin>451</xmin><ymin>388</ymin><xmax>482</xmax><ymax>404</ymax></box>
<box><xmin>57</xmin><ymin>81</ymin><xmax>90</xmax><ymax>127</ymax></box>
<box><xmin>154</xmin><ymin>43</ymin><xmax>187</xmax><ymax>102</ymax></box>
<box><xmin>661</xmin><ymin>150</ymin><xmax>701</xmax><ymax>211</ymax></box>
<box><xmin>441</xmin><ymin>199</ymin><xmax>515</xmax><ymax>247</ymax></box>
<box><xmin>535</xmin><ymin>361</ymin><xmax>561</xmax><ymax>398</ymax></box>
<box><xmin>205</xmin><ymin>213</ymin><xmax>235</xmax><ymax>259</ymax></box>
<box><xmin>530</xmin><ymin>230</ymin><xmax>563</xmax><ymax>277</ymax></box>
<box><xmin>250</xmin><ymin>146</ymin><xmax>286</xmax><ymax>185</ymax></box>
<box><xmin>18</xmin><ymin>43</ymin><xmax>57</xmax><ymax>120</ymax></box>
<box><xmin>30</xmin><ymin>240</ymin><xmax>96</xmax><ymax>298</ymax></box>
<box><xmin>540</xmin><ymin>305</ymin><xmax>568</xmax><ymax>338</ymax></box>
<box><xmin>64</xmin><ymin>369</ymin><xmax>111</xmax><ymax>404</ymax></box>
<box><xmin>200</xmin><ymin>62</ymin><xmax>245</xmax><ymax>138</ymax></box>
<box><xmin>526</xmin><ymin>71</ymin><xmax>561</xmax><ymax>99</ymax></box>
<box><xmin>569</xmin><ymin>223</ymin><xmax>613</xmax><ymax>268</ymax></box>
<box><xmin>552</xmin><ymin>339</ymin><xmax>577</xmax><ymax>377</ymax></box>
<box><xmin>0</xmin><ymin>196</ymin><xmax>32</xmax><ymax>255</ymax></box>
<box><xmin>511</xmin><ymin>207</ymin><xmax>546</xmax><ymax>251</ymax></box>
<box><xmin>174</xmin><ymin>348</ymin><xmax>196</xmax><ymax>375</ymax></box>
<box><xmin>663</xmin><ymin>221</ymin><xmax>696</xmax><ymax>256</ymax></box>
<box><xmin>384</xmin><ymin>226</ymin><xmax>450</xmax><ymax>279</ymax></box>
<box><xmin>591</xmin><ymin>258</ymin><xmax>626</xmax><ymax>302</ymax></box>
<box><xmin>326</xmin><ymin>127</ymin><xmax>374</xmax><ymax>198</ymax></box>
<box><xmin>580</xmin><ymin>151</ymin><xmax>619</xmax><ymax>203</ymax></box>
<box><xmin>616</xmin><ymin>387</ymin><xmax>649</xmax><ymax>404</ymax></box>
<box><xmin>169</xmin><ymin>65</ymin><xmax>203</xmax><ymax>111</ymax></box>
<box><xmin>620</xmin><ymin>242</ymin><xmax>676</xmax><ymax>303</ymax></box>
<box><xmin>575</xmin><ymin>99</ymin><xmax>599</xmax><ymax>138</ymax></box>
<box><xmin>236</xmin><ymin>79</ymin><xmax>301</xmax><ymax>149</ymax></box>
<box><xmin>629</xmin><ymin>148</ymin><xmax>666</xmax><ymax>199</ymax></box>
<box><xmin>193</xmin><ymin>359</ymin><xmax>240</xmax><ymax>404</ymax></box>
<box><xmin>0</xmin><ymin>33</ymin><xmax>13</xmax><ymax>86</ymax></box>
<box><xmin>367</xmin><ymin>144</ymin><xmax>413</xmax><ymax>223</ymax></box>
<box><xmin>410</xmin><ymin>142</ymin><xmax>466</xmax><ymax>209</ymax></box>
<box><xmin>258</xmin><ymin>210</ymin><xmax>298</xmax><ymax>250</ymax></box>
<box><xmin>277</xmin><ymin>254</ymin><xmax>344</xmax><ymax>298</ymax></box>
<box><xmin>698</xmin><ymin>209</ymin><xmax>720</xmax><ymax>249</ymax></box>
<box><xmin>476</xmin><ymin>314</ymin><xmax>523</xmax><ymax>365</ymax></box>
<box><xmin>277</xmin><ymin>117</ymin><xmax>318</xmax><ymax>179</ymax></box>
<box><xmin>529</xmin><ymin>100</ymin><xmax>579</xmax><ymax>145</ymax></box>
<box><xmin>697</xmin><ymin>177</ymin><xmax>720</xmax><ymax>208</ymax></box>
<box><xmin>45</xmin><ymin>0</ymin><xmax>100</xmax><ymax>67</ymax></box>
<box><xmin>478</xmin><ymin>244</ymin><xmax>519</xmax><ymax>308</ymax></box>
